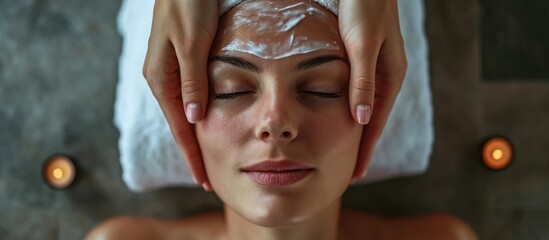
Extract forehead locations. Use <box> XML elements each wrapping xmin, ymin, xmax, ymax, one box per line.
<box><xmin>211</xmin><ymin>0</ymin><xmax>343</xmax><ymax>60</ymax></box>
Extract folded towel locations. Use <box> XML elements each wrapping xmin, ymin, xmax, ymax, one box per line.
<box><xmin>115</xmin><ymin>0</ymin><xmax>433</xmax><ymax>192</ymax></box>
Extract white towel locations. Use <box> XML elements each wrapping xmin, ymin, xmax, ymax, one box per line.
<box><xmin>115</xmin><ymin>0</ymin><xmax>433</xmax><ymax>192</ymax></box>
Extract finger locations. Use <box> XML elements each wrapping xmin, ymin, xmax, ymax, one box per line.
<box><xmin>143</xmin><ymin>29</ymin><xmax>209</xmax><ymax>185</ymax></box>
<box><xmin>170</xmin><ymin>28</ymin><xmax>215</xmax><ymax>185</ymax></box>
<box><xmin>171</xmin><ymin>4</ymin><xmax>217</xmax><ymax>125</ymax></box>
<box><xmin>352</xmin><ymin>88</ymin><xmax>399</xmax><ymax>179</ymax></box>
<box><xmin>158</xmin><ymin>90</ymin><xmax>209</xmax><ymax>185</ymax></box>
<box><xmin>346</xmin><ymin>39</ymin><xmax>382</xmax><ymax>125</ymax></box>
<box><xmin>352</xmin><ymin>38</ymin><xmax>407</xmax><ymax>179</ymax></box>
<box><xmin>175</xmin><ymin>50</ymin><xmax>211</xmax><ymax>124</ymax></box>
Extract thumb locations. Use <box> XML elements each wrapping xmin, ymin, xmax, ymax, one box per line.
<box><xmin>175</xmin><ymin>45</ymin><xmax>211</xmax><ymax>124</ymax></box>
<box><xmin>347</xmin><ymin>40</ymin><xmax>381</xmax><ymax>125</ymax></box>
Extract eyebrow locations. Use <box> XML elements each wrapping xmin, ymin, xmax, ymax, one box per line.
<box><xmin>210</xmin><ymin>54</ymin><xmax>347</xmax><ymax>73</ymax></box>
<box><xmin>294</xmin><ymin>55</ymin><xmax>347</xmax><ymax>71</ymax></box>
<box><xmin>211</xmin><ymin>55</ymin><xmax>261</xmax><ymax>73</ymax></box>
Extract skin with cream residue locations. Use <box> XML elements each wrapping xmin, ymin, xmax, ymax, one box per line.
<box><xmin>200</xmin><ymin>0</ymin><xmax>362</xmax><ymax>233</ymax></box>
<box><xmin>220</xmin><ymin>0</ymin><xmax>340</xmax><ymax>59</ymax></box>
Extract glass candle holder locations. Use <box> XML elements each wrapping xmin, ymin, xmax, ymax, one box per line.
<box><xmin>43</xmin><ymin>154</ymin><xmax>77</xmax><ymax>189</ymax></box>
<box><xmin>482</xmin><ymin>137</ymin><xmax>513</xmax><ymax>170</ymax></box>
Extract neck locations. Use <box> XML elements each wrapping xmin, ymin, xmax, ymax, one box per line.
<box><xmin>223</xmin><ymin>199</ymin><xmax>342</xmax><ymax>240</ymax></box>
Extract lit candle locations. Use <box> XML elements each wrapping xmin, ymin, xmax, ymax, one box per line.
<box><xmin>43</xmin><ymin>154</ymin><xmax>77</xmax><ymax>189</ymax></box>
<box><xmin>482</xmin><ymin>137</ymin><xmax>513</xmax><ymax>170</ymax></box>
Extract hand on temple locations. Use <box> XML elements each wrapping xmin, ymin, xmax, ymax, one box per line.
<box><xmin>143</xmin><ymin>0</ymin><xmax>218</xmax><ymax>188</ymax></box>
<box><xmin>339</xmin><ymin>0</ymin><xmax>407</xmax><ymax>180</ymax></box>
<box><xmin>143</xmin><ymin>0</ymin><xmax>407</xmax><ymax>188</ymax></box>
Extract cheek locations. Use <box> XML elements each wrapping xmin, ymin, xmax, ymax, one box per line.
<box><xmin>301</xmin><ymin>101</ymin><xmax>362</xmax><ymax>179</ymax></box>
<box><xmin>196</xmin><ymin>106</ymin><xmax>254</xmax><ymax>180</ymax></box>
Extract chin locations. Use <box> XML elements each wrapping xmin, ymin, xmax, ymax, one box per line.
<box><xmin>235</xmin><ymin>192</ymin><xmax>326</xmax><ymax>228</ymax></box>
<box><xmin>242</xmin><ymin>204</ymin><xmax>311</xmax><ymax>228</ymax></box>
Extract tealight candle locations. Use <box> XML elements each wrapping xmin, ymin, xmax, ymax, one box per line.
<box><xmin>482</xmin><ymin>137</ymin><xmax>513</xmax><ymax>170</ymax></box>
<box><xmin>43</xmin><ymin>154</ymin><xmax>77</xmax><ymax>189</ymax></box>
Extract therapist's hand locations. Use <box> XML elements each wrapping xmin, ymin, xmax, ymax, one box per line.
<box><xmin>339</xmin><ymin>0</ymin><xmax>408</xmax><ymax>180</ymax></box>
<box><xmin>143</xmin><ymin>0</ymin><xmax>218</xmax><ymax>190</ymax></box>
<box><xmin>143</xmin><ymin>0</ymin><xmax>407</xmax><ymax>187</ymax></box>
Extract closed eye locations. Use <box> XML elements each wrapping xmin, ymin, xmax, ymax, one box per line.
<box><xmin>300</xmin><ymin>91</ymin><xmax>342</xmax><ymax>98</ymax></box>
<box><xmin>214</xmin><ymin>91</ymin><xmax>254</xmax><ymax>100</ymax></box>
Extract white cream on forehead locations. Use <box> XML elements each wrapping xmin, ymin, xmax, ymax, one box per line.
<box><xmin>221</xmin><ymin>0</ymin><xmax>340</xmax><ymax>59</ymax></box>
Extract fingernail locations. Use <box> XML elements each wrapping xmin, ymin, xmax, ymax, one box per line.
<box><xmin>202</xmin><ymin>183</ymin><xmax>212</xmax><ymax>192</ymax></box>
<box><xmin>361</xmin><ymin>169</ymin><xmax>367</xmax><ymax>178</ymax></box>
<box><xmin>356</xmin><ymin>104</ymin><xmax>371</xmax><ymax>125</ymax></box>
<box><xmin>185</xmin><ymin>103</ymin><xmax>201</xmax><ymax>124</ymax></box>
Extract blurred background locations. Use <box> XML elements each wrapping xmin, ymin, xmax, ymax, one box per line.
<box><xmin>0</xmin><ymin>0</ymin><xmax>548</xmax><ymax>239</ymax></box>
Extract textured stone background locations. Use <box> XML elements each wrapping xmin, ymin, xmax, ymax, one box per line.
<box><xmin>480</xmin><ymin>0</ymin><xmax>549</xmax><ymax>80</ymax></box>
<box><xmin>1</xmin><ymin>0</ymin><xmax>548</xmax><ymax>239</ymax></box>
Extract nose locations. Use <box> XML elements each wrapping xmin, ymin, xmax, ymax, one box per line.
<box><xmin>255</xmin><ymin>94</ymin><xmax>298</xmax><ymax>143</ymax></box>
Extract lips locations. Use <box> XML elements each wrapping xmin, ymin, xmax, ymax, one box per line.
<box><xmin>241</xmin><ymin>160</ymin><xmax>315</xmax><ymax>186</ymax></box>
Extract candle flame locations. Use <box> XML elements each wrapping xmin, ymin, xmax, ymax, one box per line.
<box><xmin>492</xmin><ymin>149</ymin><xmax>503</xmax><ymax>160</ymax></box>
<box><xmin>53</xmin><ymin>168</ymin><xmax>64</xmax><ymax>179</ymax></box>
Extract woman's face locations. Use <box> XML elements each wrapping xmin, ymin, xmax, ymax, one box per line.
<box><xmin>196</xmin><ymin>0</ymin><xmax>363</xmax><ymax>227</ymax></box>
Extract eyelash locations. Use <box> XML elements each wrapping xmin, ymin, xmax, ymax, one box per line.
<box><xmin>214</xmin><ymin>91</ymin><xmax>341</xmax><ymax>100</ymax></box>
<box><xmin>300</xmin><ymin>91</ymin><xmax>342</xmax><ymax>98</ymax></box>
<box><xmin>214</xmin><ymin>92</ymin><xmax>251</xmax><ymax>100</ymax></box>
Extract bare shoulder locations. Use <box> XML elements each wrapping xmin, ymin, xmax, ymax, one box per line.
<box><xmin>84</xmin><ymin>216</ymin><xmax>162</xmax><ymax>240</ymax></box>
<box><xmin>340</xmin><ymin>210</ymin><xmax>478</xmax><ymax>240</ymax></box>
<box><xmin>163</xmin><ymin>211</ymin><xmax>226</xmax><ymax>239</ymax></box>
<box><xmin>84</xmin><ymin>212</ymin><xmax>225</xmax><ymax>240</ymax></box>
<box><xmin>388</xmin><ymin>213</ymin><xmax>479</xmax><ymax>240</ymax></box>
<box><xmin>338</xmin><ymin>210</ymin><xmax>391</xmax><ymax>239</ymax></box>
